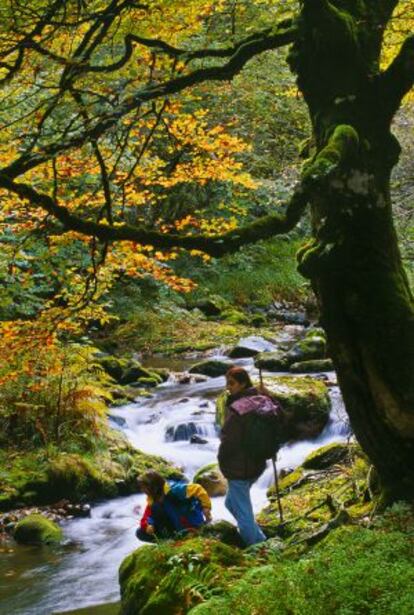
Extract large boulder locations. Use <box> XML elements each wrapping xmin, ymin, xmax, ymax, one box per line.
<box><xmin>229</xmin><ymin>336</ymin><xmax>276</xmax><ymax>359</ymax></box>
<box><xmin>255</xmin><ymin>349</ymin><xmax>290</xmax><ymax>371</ymax></box>
<box><xmin>264</xmin><ymin>375</ymin><xmax>331</xmax><ymax>438</ymax></box>
<box><xmin>119</xmin><ymin>537</ymin><xmax>244</xmax><ymax>615</ymax></box>
<box><xmin>189</xmin><ymin>359</ymin><xmax>230</xmax><ymax>378</ymax></box>
<box><xmin>13</xmin><ymin>514</ymin><xmax>62</xmax><ymax>545</ymax></box>
<box><xmin>193</xmin><ymin>463</ymin><xmax>227</xmax><ymax>497</ymax></box>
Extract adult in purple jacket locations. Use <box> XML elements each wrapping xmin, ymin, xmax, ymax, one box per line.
<box><xmin>218</xmin><ymin>366</ymin><xmax>280</xmax><ymax>546</ymax></box>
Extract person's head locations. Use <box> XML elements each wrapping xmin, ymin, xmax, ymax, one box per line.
<box><xmin>225</xmin><ymin>366</ymin><xmax>253</xmax><ymax>396</ymax></box>
<box><xmin>138</xmin><ymin>470</ymin><xmax>166</xmax><ymax>501</ymax></box>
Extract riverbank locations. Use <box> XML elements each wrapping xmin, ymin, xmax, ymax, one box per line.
<box><xmin>119</xmin><ymin>443</ymin><xmax>414</xmax><ymax>615</ymax></box>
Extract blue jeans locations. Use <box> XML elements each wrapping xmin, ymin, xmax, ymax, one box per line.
<box><xmin>225</xmin><ymin>479</ymin><xmax>266</xmax><ymax>546</ymax></box>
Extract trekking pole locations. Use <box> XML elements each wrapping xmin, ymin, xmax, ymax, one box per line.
<box><xmin>272</xmin><ymin>454</ymin><xmax>284</xmax><ymax>524</ymax></box>
<box><xmin>259</xmin><ymin>366</ymin><xmax>264</xmax><ymax>391</ymax></box>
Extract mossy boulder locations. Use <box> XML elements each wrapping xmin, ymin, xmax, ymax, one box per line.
<box><xmin>254</xmin><ymin>350</ymin><xmax>290</xmax><ymax>371</ymax></box>
<box><xmin>289</xmin><ymin>358</ymin><xmax>334</xmax><ymax>373</ymax></box>
<box><xmin>302</xmin><ymin>442</ymin><xmax>350</xmax><ymax>470</ymax></box>
<box><xmin>189</xmin><ymin>359</ymin><xmax>230</xmax><ymax>378</ymax></box>
<box><xmin>96</xmin><ymin>355</ymin><xmax>158</xmax><ymax>385</ymax></box>
<box><xmin>285</xmin><ymin>327</ymin><xmax>327</xmax><ymax>365</ymax></box>
<box><xmin>264</xmin><ymin>375</ymin><xmax>330</xmax><ymax>427</ymax></box>
<box><xmin>13</xmin><ymin>514</ymin><xmax>63</xmax><ymax>545</ymax></box>
<box><xmin>188</xmin><ymin>294</ymin><xmax>228</xmax><ymax>316</ymax></box>
<box><xmin>193</xmin><ymin>463</ymin><xmax>227</xmax><ymax>497</ymax></box>
<box><xmin>119</xmin><ymin>537</ymin><xmax>245</xmax><ymax>615</ymax></box>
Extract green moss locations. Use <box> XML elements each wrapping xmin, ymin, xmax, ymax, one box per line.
<box><xmin>13</xmin><ymin>513</ymin><xmax>63</xmax><ymax>545</ymax></box>
<box><xmin>191</xmin><ymin>521</ymin><xmax>414</xmax><ymax>615</ymax></box>
<box><xmin>215</xmin><ymin>391</ymin><xmax>229</xmax><ymax>428</ymax></box>
<box><xmin>302</xmin><ymin>125</ymin><xmax>359</xmax><ymax>187</ymax></box>
<box><xmin>302</xmin><ymin>442</ymin><xmax>350</xmax><ymax>470</ymax></box>
<box><xmin>0</xmin><ymin>431</ymin><xmax>182</xmax><ymax>511</ymax></box>
<box><xmin>119</xmin><ymin>538</ymin><xmax>245</xmax><ymax>615</ymax></box>
<box><xmin>263</xmin><ymin>375</ymin><xmax>331</xmax><ymax>419</ymax></box>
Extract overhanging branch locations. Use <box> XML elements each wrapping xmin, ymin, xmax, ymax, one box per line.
<box><xmin>0</xmin><ymin>174</ymin><xmax>308</xmax><ymax>257</ymax></box>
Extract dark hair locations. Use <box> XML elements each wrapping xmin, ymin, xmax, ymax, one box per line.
<box><xmin>138</xmin><ymin>470</ymin><xmax>166</xmax><ymax>500</ymax></box>
<box><xmin>225</xmin><ymin>366</ymin><xmax>253</xmax><ymax>389</ymax></box>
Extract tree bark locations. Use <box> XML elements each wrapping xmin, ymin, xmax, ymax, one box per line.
<box><xmin>292</xmin><ymin>0</ymin><xmax>414</xmax><ymax>500</ymax></box>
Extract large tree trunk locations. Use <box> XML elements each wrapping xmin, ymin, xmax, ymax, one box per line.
<box><xmin>311</xmin><ymin>180</ymin><xmax>414</xmax><ymax>500</ymax></box>
<box><xmin>291</xmin><ymin>0</ymin><xmax>414</xmax><ymax>500</ymax></box>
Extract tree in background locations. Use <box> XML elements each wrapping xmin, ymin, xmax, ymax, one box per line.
<box><xmin>0</xmin><ymin>0</ymin><xmax>413</xmax><ymax>500</ymax></box>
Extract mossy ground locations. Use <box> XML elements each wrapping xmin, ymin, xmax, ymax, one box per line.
<box><xmin>0</xmin><ymin>429</ymin><xmax>182</xmax><ymax>511</ymax></box>
<box><xmin>119</xmin><ymin>443</ymin><xmax>414</xmax><ymax>615</ymax></box>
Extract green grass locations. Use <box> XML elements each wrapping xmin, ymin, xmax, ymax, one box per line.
<box><xmin>191</xmin><ymin>505</ymin><xmax>414</xmax><ymax>615</ymax></box>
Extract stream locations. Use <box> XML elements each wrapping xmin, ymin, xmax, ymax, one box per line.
<box><xmin>0</xmin><ymin>354</ymin><xmax>350</xmax><ymax>615</ymax></box>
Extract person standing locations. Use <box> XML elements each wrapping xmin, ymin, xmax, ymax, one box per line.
<box><xmin>218</xmin><ymin>366</ymin><xmax>280</xmax><ymax>546</ymax></box>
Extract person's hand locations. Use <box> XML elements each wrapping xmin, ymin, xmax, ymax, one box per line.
<box><xmin>203</xmin><ymin>508</ymin><xmax>212</xmax><ymax>523</ymax></box>
<box><xmin>146</xmin><ymin>524</ymin><xmax>155</xmax><ymax>535</ymax></box>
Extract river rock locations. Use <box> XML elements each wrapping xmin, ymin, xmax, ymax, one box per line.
<box><xmin>190</xmin><ymin>434</ymin><xmax>208</xmax><ymax>444</ymax></box>
<box><xmin>189</xmin><ymin>359</ymin><xmax>230</xmax><ymax>378</ymax></box>
<box><xmin>165</xmin><ymin>422</ymin><xmax>211</xmax><ymax>442</ymax></box>
<box><xmin>254</xmin><ymin>349</ymin><xmax>290</xmax><ymax>371</ymax></box>
<box><xmin>193</xmin><ymin>463</ymin><xmax>227</xmax><ymax>497</ymax></box>
<box><xmin>284</xmin><ymin>327</ymin><xmax>327</xmax><ymax>365</ymax></box>
<box><xmin>229</xmin><ymin>335</ymin><xmax>277</xmax><ymax>358</ymax></box>
<box><xmin>289</xmin><ymin>359</ymin><xmax>334</xmax><ymax>373</ymax></box>
<box><xmin>13</xmin><ymin>513</ymin><xmax>63</xmax><ymax>545</ymax></box>
<box><xmin>274</xmin><ymin>310</ymin><xmax>310</xmax><ymax>326</ymax></box>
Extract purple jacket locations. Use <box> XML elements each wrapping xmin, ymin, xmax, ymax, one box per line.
<box><xmin>218</xmin><ymin>388</ymin><xmax>281</xmax><ymax>480</ymax></box>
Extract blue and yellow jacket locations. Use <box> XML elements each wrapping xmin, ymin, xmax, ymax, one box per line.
<box><xmin>140</xmin><ymin>481</ymin><xmax>211</xmax><ymax>533</ymax></box>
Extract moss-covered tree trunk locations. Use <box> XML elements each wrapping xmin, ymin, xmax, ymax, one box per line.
<box><xmin>291</xmin><ymin>0</ymin><xmax>414</xmax><ymax>499</ymax></box>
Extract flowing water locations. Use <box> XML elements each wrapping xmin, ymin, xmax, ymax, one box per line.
<box><xmin>0</xmin><ymin>356</ymin><xmax>350</xmax><ymax>615</ymax></box>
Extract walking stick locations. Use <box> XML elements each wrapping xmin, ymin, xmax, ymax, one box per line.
<box><xmin>259</xmin><ymin>367</ymin><xmax>284</xmax><ymax>524</ymax></box>
<box><xmin>272</xmin><ymin>454</ymin><xmax>284</xmax><ymax>524</ymax></box>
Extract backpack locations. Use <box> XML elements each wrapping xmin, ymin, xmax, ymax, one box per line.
<box><xmin>246</xmin><ymin>410</ymin><xmax>283</xmax><ymax>461</ymax></box>
<box><xmin>230</xmin><ymin>394</ymin><xmax>284</xmax><ymax>462</ymax></box>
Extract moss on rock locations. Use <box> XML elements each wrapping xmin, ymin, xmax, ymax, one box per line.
<box><xmin>119</xmin><ymin>537</ymin><xmax>245</xmax><ymax>615</ymax></box>
<box><xmin>290</xmin><ymin>358</ymin><xmax>334</xmax><ymax>373</ymax></box>
<box><xmin>302</xmin><ymin>442</ymin><xmax>350</xmax><ymax>470</ymax></box>
<box><xmin>0</xmin><ymin>430</ymin><xmax>183</xmax><ymax>511</ymax></box>
<box><xmin>13</xmin><ymin>513</ymin><xmax>63</xmax><ymax>545</ymax></box>
<box><xmin>189</xmin><ymin>360</ymin><xmax>230</xmax><ymax>378</ymax></box>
